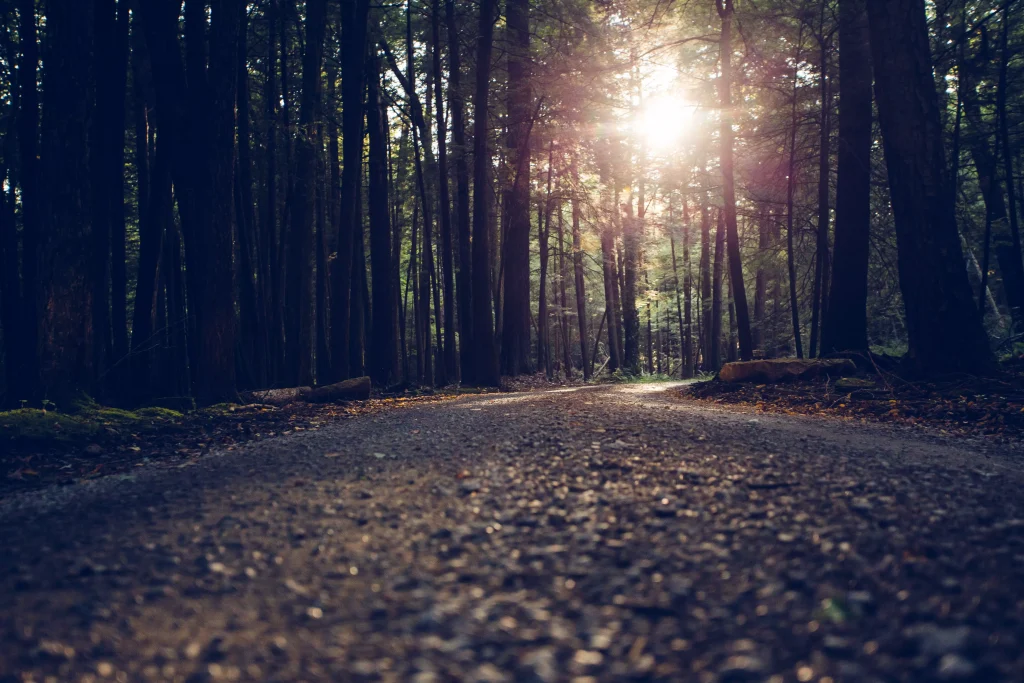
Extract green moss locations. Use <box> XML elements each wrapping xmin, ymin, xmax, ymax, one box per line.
<box><xmin>0</xmin><ymin>408</ymin><xmax>103</xmax><ymax>444</ymax></box>
<box><xmin>201</xmin><ymin>403</ymin><xmax>240</xmax><ymax>417</ymax></box>
<box><xmin>135</xmin><ymin>406</ymin><xmax>184</xmax><ymax>420</ymax></box>
<box><xmin>1</xmin><ymin>400</ymin><xmax>186</xmax><ymax>451</ymax></box>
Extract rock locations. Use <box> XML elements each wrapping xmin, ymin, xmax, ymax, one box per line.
<box><xmin>718</xmin><ymin>654</ymin><xmax>768</xmax><ymax>681</ymax></box>
<box><xmin>823</xmin><ymin>635</ymin><xmax>855</xmax><ymax>656</ymax></box>
<box><xmin>937</xmin><ymin>654</ymin><xmax>976</xmax><ymax>680</ymax></box>
<box><xmin>85</xmin><ymin>443</ymin><xmax>103</xmax><ymax>455</ymax></box>
<box><xmin>519</xmin><ymin>647</ymin><xmax>557</xmax><ymax>682</ymax></box>
<box><xmin>718</xmin><ymin>358</ymin><xmax>857</xmax><ymax>383</ymax></box>
<box><xmin>468</xmin><ymin>663</ymin><xmax>511</xmax><ymax>683</ymax></box>
<box><xmin>903</xmin><ymin>624</ymin><xmax>971</xmax><ymax>657</ymax></box>
<box><xmin>460</xmin><ymin>479</ymin><xmax>483</xmax><ymax>495</ymax></box>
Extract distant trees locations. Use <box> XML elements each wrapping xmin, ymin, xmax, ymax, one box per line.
<box><xmin>1</xmin><ymin>0</ymin><xmax>1021</xmax><ymax>408</ymax></box>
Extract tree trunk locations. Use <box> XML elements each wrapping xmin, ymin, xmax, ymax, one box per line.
<box><xmin>91</xmin><ymin>0</ymin><xmax>130</xmax><ymax>396</ymax></box>
<box><xmin>809</xmin><ymin>29</ymin><xmax>832</xmax><ymax>358</ymax></box>
<box><xmin>236</xmin><ymin>3</ymin><xmax>265</xmax><ymax>389</ymax></box>
<box><xmin>710</xmin><ymin>211</ymin><xmax>725</xmax><ymax>371</ymax></box>
<box><xmin>500</xmin><ymin>0</ymin><xmax>532</xmax><ymax>376</ymax></box>
<box><xmin>285</xmin><ymin>0</ymin><xmax>326</xmax><ymax>386</ymax></box>
<box><xmin>700</xmin><ymin>161</ymin><xmax>713</xmax><ymax>369</ymax></box>
<box><xmin>785</xmin><ymin>28</ymin><xmax>805</xmax><ymax>359</ymax></box>
<box><xmin>15</xmin><ymin>0</ymin><xmax>41</xmax><ymax>400</ymax></box>
<box><xmin>431</xmin><ymin>0</ymin><xmax>458</xmax><ymax>382</ymax></box>
<box><xmin>571</xmin><ymin>156</ymin><xmax>590</xmax><ymax>380</ymax></box>
<box><xmin>822</xmin><ymin>0</ymin><xmax>872</xmax><ymax>354</ymax></box>
<box><xmin>331</xmin><ymin>0</ymin><xmax>370</xmax><ymax>382</ymax></box>
<box><xmin>997</xmin><ymin>0</ymin><xmax>1024</xmax><ymax>327</ymax></box>
<box><xmin>716</xmin><ymin>0</ymin><xmax>754</xmax><ymax>361</ymax></box>
<box><xmin>446</xmin><ymin>0</ymin><xmax>473</xmax><ymax>383</ymax></box>
<box><xmin>622</xmin><ymin>201</ymin><xmax>641</xmax><ymax>373</ymax></box>
<box><xmin>865</xmin><ymin>0</ymin><xmax>992</xmax><ymax>373</ymax></box>
<box><xmin>366</xmin><ymin>52</ymin><xmax>395</xmax><ymax>387</ymax></box>
<box><xmin>471</xmin><ymin>0</ymin><xmax>499</xmax><ymax>386</ymax></box>
<box><xmin>38</xmin><ymin>0</ymin><xmax>96</xmax><ymax>401</ymax></box>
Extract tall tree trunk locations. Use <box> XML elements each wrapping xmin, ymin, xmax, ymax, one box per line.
<box><xmin>430</xmin><ymin>0</ymin><xmax>458</xmax><ymax>382</ymax></box>
<box><xmin>557</xmin><ymin>182</ymin><xmax>572</xmax><ymax>375</ymax></box>
<box><xmin>716</xmin><ymin>0</ymin><xmax>754</xmax><ymax>361</ymax></box>
<box><xmin>997</xmin><ymin>0</ymin><xmax>1024</xmax><ymax>327</ymax></box>
<box><xmin>471</xmin><ymin>0</ymin><xmax>499</xmax><ymax>386</ymax></box>
<box><xmin>263</xmin><ymin>0</ymin><xmax>281</xmax><ymax>384</ymax></box>
<box><xmin>285</xmin><ymin>0</ymin><xmax>326</xmax><ymax>386</ymax></box>
<box><xmin>865</xmin><ymin>0</ymin><xmax>992</xmax><ymax>373</ymax></box>
<box><xmin>129</xmin><ymin>32</ymin><xmax>164</xmax><ymax>402</ymax></box>
<box><xmin>91</xmin><ymin>0</ymin><xmax>130</xmax><ymax>396</ymax></box>
<box><xmin>699</xmin><ymin>160</ymin><xmax>714</xmax><ymax>369</ymax></box>
<box><xmin>570</xmin><ymin>156</ymin><xmax>590</xmax><ymax>379</ymax></box>
<box><xmin>445</xmin><ymin>0</ymin><xmax>473</xmax><ymax>382</ymax></box>
<box><xmin>38</xmin><ymin>0</ymin><xmax>96</xmax><ymax>401</ymax></box>
<box><xmin>499</xmin><ymin>0</ymin><xmax>532</xmax><ymax>376</ymax></box>
<box><xmin>669</xmin><ymin>199</ymin><xmax>690</xmax><ymax>377</ymax></box>
<box><xmin>822</xmin><ymin>0</ymin><xmax>872</xmax><ymax>354</ymax></box>
<box><xmin>785</xmin><ymin>29</ymin><xmax>805</xmax><ymax>358</ymax></box>
<box><xmin>236</xmin><ymin>2</ymin><xmax>264</xmax><ymax>389</ymax></box>
<box><xmin>0</xmin><ymin>101</ymin><xmax>21</xmax><ymax>405</ymax></box>
<box><xmin>332</xmin><ymin>0</ymin><xmax>370</xmax><ymax>381</ymax></box>
<box><xmin>961</xmin><ymin>74</ymin><xmax>1024</xmax><ymax>325</ymax></box>
<box><xmin>16</xmin><ymin>0</ymin><xmax>41</xmax><ymax>400</ymax></box>
<box><xmin>622</xmin><ymin>202</ymin><xmax>641</xmax><ymax>373</ymax></box>
<box><xmin>366</xmin><ymin>52</ymin><xmax>395</xmax><ymax>387</ymax></box>
<box><xmin>809</xmin><ymin>29</ymin><xmax>832</xmax><ymax>358</ymax></box>
<box><xmin>197</xmin><ymin>0</ymin><xmax>243</xmax><ymax>403</ymax></box>
<box><xmin>537</xmin><ymin>142</ymin><xmax>556</xmax><ymax>375</ymax></box>
<box><xmin>752</xmin><ymin>210</ymin><xmax>767</xmax><ymax>353</ymax></box>
<box><xmin>710</xmin><ymin>211</ymin><xmax>725</xmax><ymax>371</ymax></box>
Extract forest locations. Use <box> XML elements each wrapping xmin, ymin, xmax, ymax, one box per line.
<box><xmin>0</xmin><ymin>0</ymin><xmax>1020</xmax><ymax>408</ymax></box>
<box><xmin>4</xmin><ymin>2</ymin><xmax>1024</xmax><ymax>680</ymax></box>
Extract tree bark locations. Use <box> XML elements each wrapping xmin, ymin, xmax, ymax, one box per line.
<box><xmin>471</xmin><ymin>0</ymin><xmax>499</xmax><ymax>386</ymax></box>
<box><xmin>716</xmin><ymin>0</ymin><xmax>754</xmax><ymax>361</ymax></box>
<box><xmin>822</xmin><ymin>0</ymin><xmax>872</xmax><ymax>354</ymax></box>
<box><xmin>431</xmin><ymin>0</ymin><xmax>458</xmax><ymax>382</ymax></box>
<box><xmin>570</xmin><ymin>156</ymin><xmax>590</xmax><ymax>380</ymax></box>
<box><xmin>38</xmin><ymin>0</ymin><xmax>96</xmax><ymax>401</ymax></box>
<box><xmin>366</xmin><ymin>51</ymin><xmax>395</xmax><ymax>387</ymax></box>
<box><xmin>15</xmin><ymin>0</ymin><xmax>41</xmax><ymax>400</ymax></box>
<box><xmin>331</xmin><ymin>0</ymin><xmax>370</xmax><ymax>381</ymax></box>
<box><xmin>500</xmin><ymin>0</ymin><xmax>532</xmax><ymax>376</ymax></box>
<box><xmin>865</xmin><ymin>0</ymin><xmax>992</xmax><ymax>373</ymax></box>
<box><xmin>446</xmin><ymin>0</ymin><xmax>473</xmax><ymax>382</ymax></box>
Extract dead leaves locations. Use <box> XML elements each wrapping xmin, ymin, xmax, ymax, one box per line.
<box><xmin>682</xmin><ymin>374</ymin><xmax>1024</xmax><ymax>441</ymax></box>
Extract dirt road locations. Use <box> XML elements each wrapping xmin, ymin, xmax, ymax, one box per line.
<box><xmin>1</xmin><ymin>383</ymin><xmax>1021</xmax><ymax>682</ymax></box>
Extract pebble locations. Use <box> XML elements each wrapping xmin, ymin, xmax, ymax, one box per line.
<box><xmin>937</xmin><ymin>653</ymin><xmax>976</xmax><ymax>680</ymax></box>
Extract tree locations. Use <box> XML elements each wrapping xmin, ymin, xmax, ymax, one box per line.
<box><xmin>286</xmin><ymin>0</ymin><xmax>327</xmax><ymax>386</ymax></box>
<box><xmin>716</xmin><ymin>0</ymin><xmax>753</xmax><ymax>362</ymax></box>
<box><xmin>472</xmin><ymin>0</ymin><xmax>499</xmax><ymax>386</ymax></box>
<box><xmin>37</xmin><ymin>0</ymin><xmax>96</xmax><ymax>400</ymax></box>
<box><xmin>332</xmin><ymin>0</ymin><xmax>370</xmax><ymax>382</ymax></box>
<box><xmin>500</xmin><ymin>0</ymin><xmax>533</xmax><ymax>376</ymax></box>
<box><xmin>822</xmin><ymin>0</ymin><xmax>872</xmax><ymax>354</ymax></box>
<box><xmin>865</xmin><ymin>0</ymin><xmax>992</xmax><ymax>373</ymax></box>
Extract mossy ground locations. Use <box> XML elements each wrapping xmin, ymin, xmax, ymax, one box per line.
<box><xmin>0</xmin><ymin>401</ymin><xmax>184</xmax><ymax>451</ymax></box>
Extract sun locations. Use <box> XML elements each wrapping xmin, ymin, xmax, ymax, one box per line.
<box><xmin>638</xmin><ymin>92</ymin><xmax>696</xmax><ymax>153</ymax></box>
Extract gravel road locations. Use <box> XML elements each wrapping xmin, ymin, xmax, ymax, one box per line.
<box><xmin>1</xmin><ymin>383</ymin><xmax>1022</xmax><ymax>682</ymax></box>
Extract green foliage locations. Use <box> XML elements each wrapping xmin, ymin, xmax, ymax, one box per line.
<box><xmin>606</xmin><ymin>371</ymin><xmax>679</xmax><ymax>384</ymax></box>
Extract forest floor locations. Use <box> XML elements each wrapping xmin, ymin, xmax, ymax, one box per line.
<box><xmin>680</xmin><ymin>369</ymin><xmax>1024</xmax><ymax>442</ymax></box>
<box><xmin>1</xmin><ymin>383</ymin><xmax>1022</xmax><ymax>682</ymax></box>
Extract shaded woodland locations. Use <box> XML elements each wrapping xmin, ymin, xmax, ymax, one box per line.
<box><xmin>0</xmin><ymin>0</ymin><xmax>1021</xmax><ymax>407</ymax></box>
